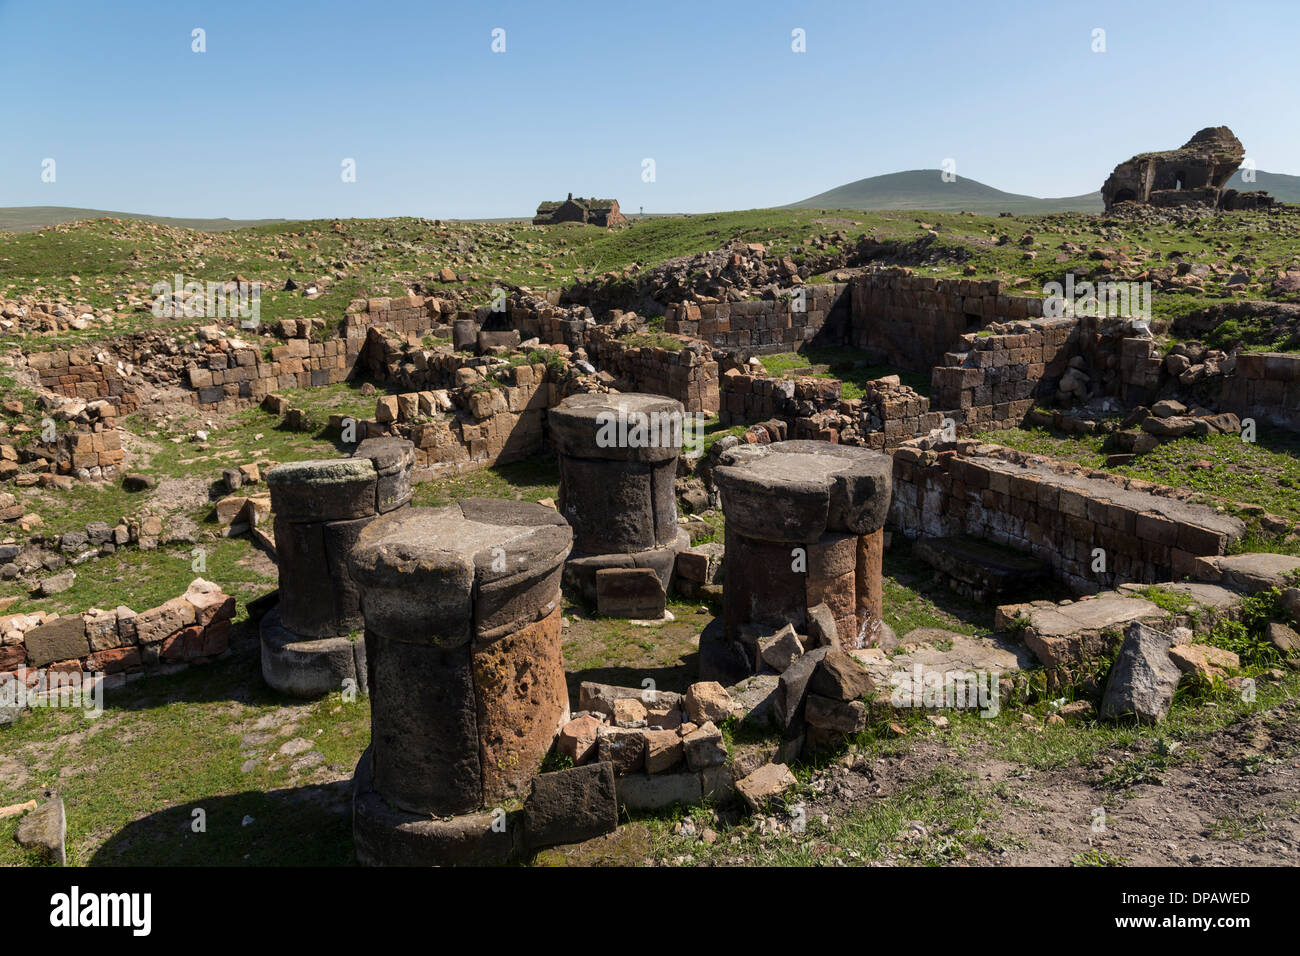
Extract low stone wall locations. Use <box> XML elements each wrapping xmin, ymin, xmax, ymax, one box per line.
<box><xmin>26</xmin><ymin>348</ymin><xmax>146</xmax><ymax>410</ymax></box>
<box><xmin>851</xmin><ymin>269</ymin><xmax>1042</xmax><ymax>372</ymax></box>
<box><xmin>664</xmin><ymin>283</ymin><xmax>849</xmax><ymax>351</ymax></box>
<box><xmin>889</xmin><ymin>441</ymin><xmax>1247</xmax><ymax>593</ymax></box>
<box><xmin>0</xmin><ymin>578</ymin><xmax>236</xmax><ymax>697</ymax></box>
<box><xmin>1222</xmin><ymin>352</ymin><xmax>1300</xmax><ymax>431</ymax></box>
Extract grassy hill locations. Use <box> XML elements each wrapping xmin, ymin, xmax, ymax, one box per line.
<box><xmin>1225</xmin><ymin>169</ymin><xmax>1300</xmax><ymax>203</ymax></box>
<box><xmin>0</xmin><ymin>206</ymin><xmax>283</xmax><ymax>234</ymax></box>
<box><xmin>786</xmin><ymin>170</ymin><xmax>1103</xmax><ymax>215</ymax></box>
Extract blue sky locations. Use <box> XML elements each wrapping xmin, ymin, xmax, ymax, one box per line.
<box><xmin>1</xmin><ymin>0</ymin><xmax>1296</xmax><ymax>219</ymax></box>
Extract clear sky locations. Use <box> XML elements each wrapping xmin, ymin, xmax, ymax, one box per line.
<box><xmin>1</xmin><ymin>0</ymin><xmax>1296</xmax><ymax>220</ymax></box>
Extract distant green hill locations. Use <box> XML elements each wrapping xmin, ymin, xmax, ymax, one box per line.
<box><xmin>786</xmin><ymin>169</ymin><xmax>1103</xmax><ymax>215</ymax></box>
<box><xmin>1224</xmin><ymin>169</ymin><xmax>1300</xmax><ymax>203</ymax></box>
<box><xmin>0</xmin><ymin>206</ymin><xmax>284</xmax><ymax>233</ymax></box>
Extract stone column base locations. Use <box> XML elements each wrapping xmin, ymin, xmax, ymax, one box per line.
<box><xmin>563</xmin><ymin>527</ymin><xmax>691</xmax><ymax>604</ymax></box>
<box><xmin>351</xmin><ymin>747</ymin><xmax>519</xmax><ymax>866</ymax></box>
<box><xmin>260</xmin><ymin>605</ymin><xmax>367</xmax><ymax>698</ymax></box>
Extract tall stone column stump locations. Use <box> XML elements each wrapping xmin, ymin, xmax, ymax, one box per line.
<box><xmin>549</xmin><ymin>393</ymin><xmax>691</xmax><ymax>616</ymax></box>
<box><xmin>260</xmin><ymin>438</ymin><xmax>414</xmax><ymax>697</ymax></box>
<box><xmin>348</xmin><ymin>498</ymin><xmax>573</xmax><ymax>866</ymax></box>
<box><xmin>712</xmin><ymin>440</ymin><xmax>892</xmax><ymax>673</ymax></box>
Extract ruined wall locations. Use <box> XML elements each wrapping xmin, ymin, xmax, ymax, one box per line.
<box><xmin>890</xmin><ymin>444</ymin><xmax>1245</xmax><ymax>594</ymax></box>
<box><xmin>719</xmin><ymin>371</ymin><xmax>940</xmax><ymax>449</ymax></box>
<box><xmin>0</xmin><ymin>578</ymin><xmax>236</xmax><ymax>693</ymax></box>
<box><xmin>26</xmin><ymin>348</ymin><xmax>146</xmax><ymax>410</ymax></box>
<box><xmin>664</xmin><ymin>283</ymin><xmax>850</xmax><ymax>351</ymax></box>
<box><xmin>1221</xmin><ymin>352</ymin><xmax>1300</xmax><ymax>431</ymax></box>
<box><xmin>850</xmin><ymin>270</ymin><xmax>1044</xmax><ymax>372</ymax></box>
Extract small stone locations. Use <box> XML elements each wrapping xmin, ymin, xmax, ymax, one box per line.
<box><xmin>735</xmin><ymin>763</ymin><xmax>797</xmax><ymax>814</ymax></box>
<box><xmin>685</xmin><ymin>681</ymin><xmax>736</xmax><ymax>724</ymax></box>
<box><xmin>682</xmin><ymin>720</ymin><xmax>727</xmax><ymax>771</ymax></box>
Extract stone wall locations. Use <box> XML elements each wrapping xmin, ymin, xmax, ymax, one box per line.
<box><xmin>26</xmin><ymin>348</ymin><xmax>146</xmax><ymax>410</ymax></box>
<box><xmin>664</xmin><ymin>283</ymin><xmax>850</xmax><ymax>351</ymax></box>
<box><xmin>850</xmin><ymin>269</ymin><xmax>1044</xmax><ymax>372</ymax></box>
<box><xmin>0</xmin><ymin>578</ymin><xmax>236</xmax><ymax>698</ymax></box>
<box><xmin>890</xmin><ymin>441</ymin><xmax>1246</xmax><ymax>594</ymax></box>
<box><xmin>1222</xmin><ymin>352</ymin><xmax>1300</xmax><ymax>431</ymax></box>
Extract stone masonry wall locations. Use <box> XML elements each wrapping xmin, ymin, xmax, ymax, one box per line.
<box><xmin>850</xmin><ymin>269</ymin><xmax>1044</xmax><ymax>372</ymax></box>
<box><xmin>1222</xmin><ymin>352</ymin><xmax>1300</xmax><ymax>431</ymax></box>
<box><xmin>664</xmin><ymin>283</ymin><xmax>850</xmax><ymax>351</ymax></box>
<box><xmin>889</xmin><ymin>442</ymin><xmax>1246</xmax><ymax>594</ymax></box>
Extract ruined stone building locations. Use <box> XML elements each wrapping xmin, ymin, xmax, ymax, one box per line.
<box><xmin>1101</xmin><ymin>126</ymin><xmax>1277</xmax><ymax>212</ymax></box>
<box><xmin>533</xmin><ymin>193</ymin><xmax>627</xmax><ymax>226</ymax></box>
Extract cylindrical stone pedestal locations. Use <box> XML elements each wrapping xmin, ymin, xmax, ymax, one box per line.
<box><xmin>348</xmin><ymin>498</ymin><xmax>573</xmax><ymax>866</ymax></box>
<box><xmin>549</xmin><ymin>393</ymin><xmax>690</xmax><ymax>616</ymax></box>
<box><xmin>713</xmin><ymin>440</ymin><xmax>892</xmax><ymax>668</ymax></box>
<box><xmin>260</xmin><ymin>438</ymin><xmax>414</xmax><ymax>697</ymax></box>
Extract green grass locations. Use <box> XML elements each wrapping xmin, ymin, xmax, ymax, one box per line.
<box><xmin>755</xmin><ymin>346</ymin><xmax>932</xmax><ymax>399</ymax></box>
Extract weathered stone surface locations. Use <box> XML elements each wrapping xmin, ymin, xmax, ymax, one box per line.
<box><xmin>1203</xmin><ymin>553</ymin><xmax>1300</xmax><ymax>593</ymax></box>
<box><xmin>23</xmin><ymin>617</ymin><xmax>88</xmax><ymax>667</ymax></box>
<box><xmin>367</xmin><ymin>633</ymin><xmax>482</xmax><ymax>815</ymax></box>
<box><xmin>267</xmin><ymin>458</ymin><xmax>378</xmax><ymax>523</ymax></box>
<box><xmin>353</xmin><ymin>436</ymin><xmax>415</xmax><ymax>513</ymax></box>
<box><xmin>1169</xmin><ymin>642</ymin><xmax>1239</xmax><ymax>681</ymax></box>
<box><xmin>1265</xmin><ymin>621</ymin><xmax>1300</xmax><ymax>656</ymax></box>
<box><xmin>352</xmin><ymin>749</ymin><xmax>516</xmax><ymax>866</ymax></box>
<box><xmin>683</xmin><ymin>720</ymin><xmax>726</xmax><ymax>770</ymax></box>
<box><xmin>595</xmin><ymin>567</ymin><xmax>665</xmax><ymax>619</ymax></box>
<box><xmin>809</xmin><ymin>650</ymin><xmax>875</xmax><ymax>702</ymax></box>
<box><xmin>759</xmin><ymin>624</ymin><xmax>803</xmax><ymax>673</ymax></box>
<box><xmin>15</xmin><ymin>796</ymin><xmax>65</xmax><ymax>866</ymax></box>
<box><xmin>273</xmin><ymin>516</ymin><xmax>336</xmax><ymax>638</ymax></box>
<box><xmin>549</xmin><ymin>393</ymin><xmax>685</xmax><ymax>463</ymax></box>
<box><xmin>806</xmin><ymin>602</ymin><xmax>840</xmax><ymax>650</ymax></box>
<box><xmin>715</xmin><ymin>440</ymin><xmax>892</xmax><ymax>542</ymax></box>
<box><xmin>643</xmin><ymin>728</ymin><xmax>684</xmax><ymax>773</ymax></box>
<box><xmin>473</xmin><ymin>607</ymin><xmax>569</xmax><ymax>804</ymax></box>
<box><xmin>1101</xmin><ymin>622</ymin><xmax>1182</xmax><ymax>723</ymax></box>
<box><xmin>579</xmin><ymin>681</ymin><xmax>682</xmax><ymax>717</ymax></box>
<box><xmin>804</xmin><ymin>694</ymin><xmax>867</xmax><ymax>733</ymax></box>
<box><xmin>734</xmin><ymin>763</ymin><xmax>797</xmax><ymax>814</ymax></box>
<box><xmin>349</xmin><ymin>502</ymin><xmax>569</xmax><ymax>646</ymax></box>
<box><xmin>596</xmin><ymin>725</ymin><xmax>645</xmax><ymax>775</ymax></box>
<box><xmin>260</xmin><ymin>606</ymin><xmax>367</xmax><ymax>698</ymax></box>
<box><xmin>613</xmin><ymin>697</ymin><xmax>647</xmax><ymax>727</ymax></box>
<box><xmin>557</xmin><ymin>714</ymin><xmax>603</xmax><ymax>764</ymax></box>
<box><xmin>1101</xmin><ymin>126</ymin><xmax>1246</xmax><ymax>211</ymax></box>
<box><xmin>685</xmin><ymin>681</ymin><xmax>736</xmax><ymax>725</ymax></box>
<box><xmin>772</xmin><ymin>646</ymin><xmax>830</xmax><ymax>731</ymax></box>
<box><xmin>615</xmin><ymin>772</ymin><xmax>702</xmax><ymax>810</ymax></box>
<box><xmin>523</xmin><ymin>762</ymin><xmax>618</xmax><ymax>849</ymax></box>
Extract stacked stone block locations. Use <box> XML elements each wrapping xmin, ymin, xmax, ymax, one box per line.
<box><xmin>348</xmin><ymin>498</ymin><xmax>573</xmax><ymax>866</ymax></box>
<box><xmin>550</xmin><ymin>393</ymin><xmax>691</xmax><ymax>615</ymax></box>
<box><xmin>665</xmin><ymin>283</ymin><xmax>849</xmax><ymax>349</ymax></box>
<box><xmin>714</xmin><ymin>441</ymin><xmax>893</xmax><ymax>668</ymax></box>
<box><xmin>260</xmin><ymin>438</ymin><xmax>414</xmax><ymax>697</ymax></box>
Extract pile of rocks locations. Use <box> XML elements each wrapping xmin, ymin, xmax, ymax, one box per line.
<box><xmin>0</xmin><ymin>511</ymin><xmax>175</xmax><ymax>588</ymax></box>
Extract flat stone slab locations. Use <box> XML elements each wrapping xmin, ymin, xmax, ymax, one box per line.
<box><xmin>1023</xmin><ymin>594</ymin><xmax>1162</xmax><ymax>638</ymax></box>
<box><xmin>715</xmin><ymin>440</ymin><xmax>892</xmax><ymax>542</ymax></box>
<box><xmin>1115</xmin><ymin>581</ymin><xmax>1240</xmax><ymax>610</ymax></box>
<box><xmin>851</xmin><ymin>631</ymin><xmax>1031</xmax><ymax>695</ymax></box>
<box><xmin>1197</xmin><ymin>553</ymin><xmax>1300</xmax><ymax>593</ymax></box>
<box><xmin>549</xmin><ymin>393</ymin><xmax>685</xmax><ymax>462</ymax></box>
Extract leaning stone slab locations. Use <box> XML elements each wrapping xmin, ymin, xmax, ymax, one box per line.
<box><xmin>735</xmin><ymin>763</ymin><xmax>797</xmax><ymax>814</ymax></box>
<box><xmin>1101</xmin><ymin>621</ymin><xmax>1182</xmax><ymax>724</ymax></box>
<box><xmin>523</xmin><ymin>762</ymin><xmax>618</xmax><ymax>850</ymax></box>
<box><xmin>15</xmin><ymin>795</ymin><xmax>66</xmax><ymax>866</ymax></box>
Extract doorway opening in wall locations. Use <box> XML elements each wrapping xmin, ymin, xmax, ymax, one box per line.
<box><xmin>965</xmin><ymin>313</ymin><xmax>982</xmax><ymax>332</ymax></box>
